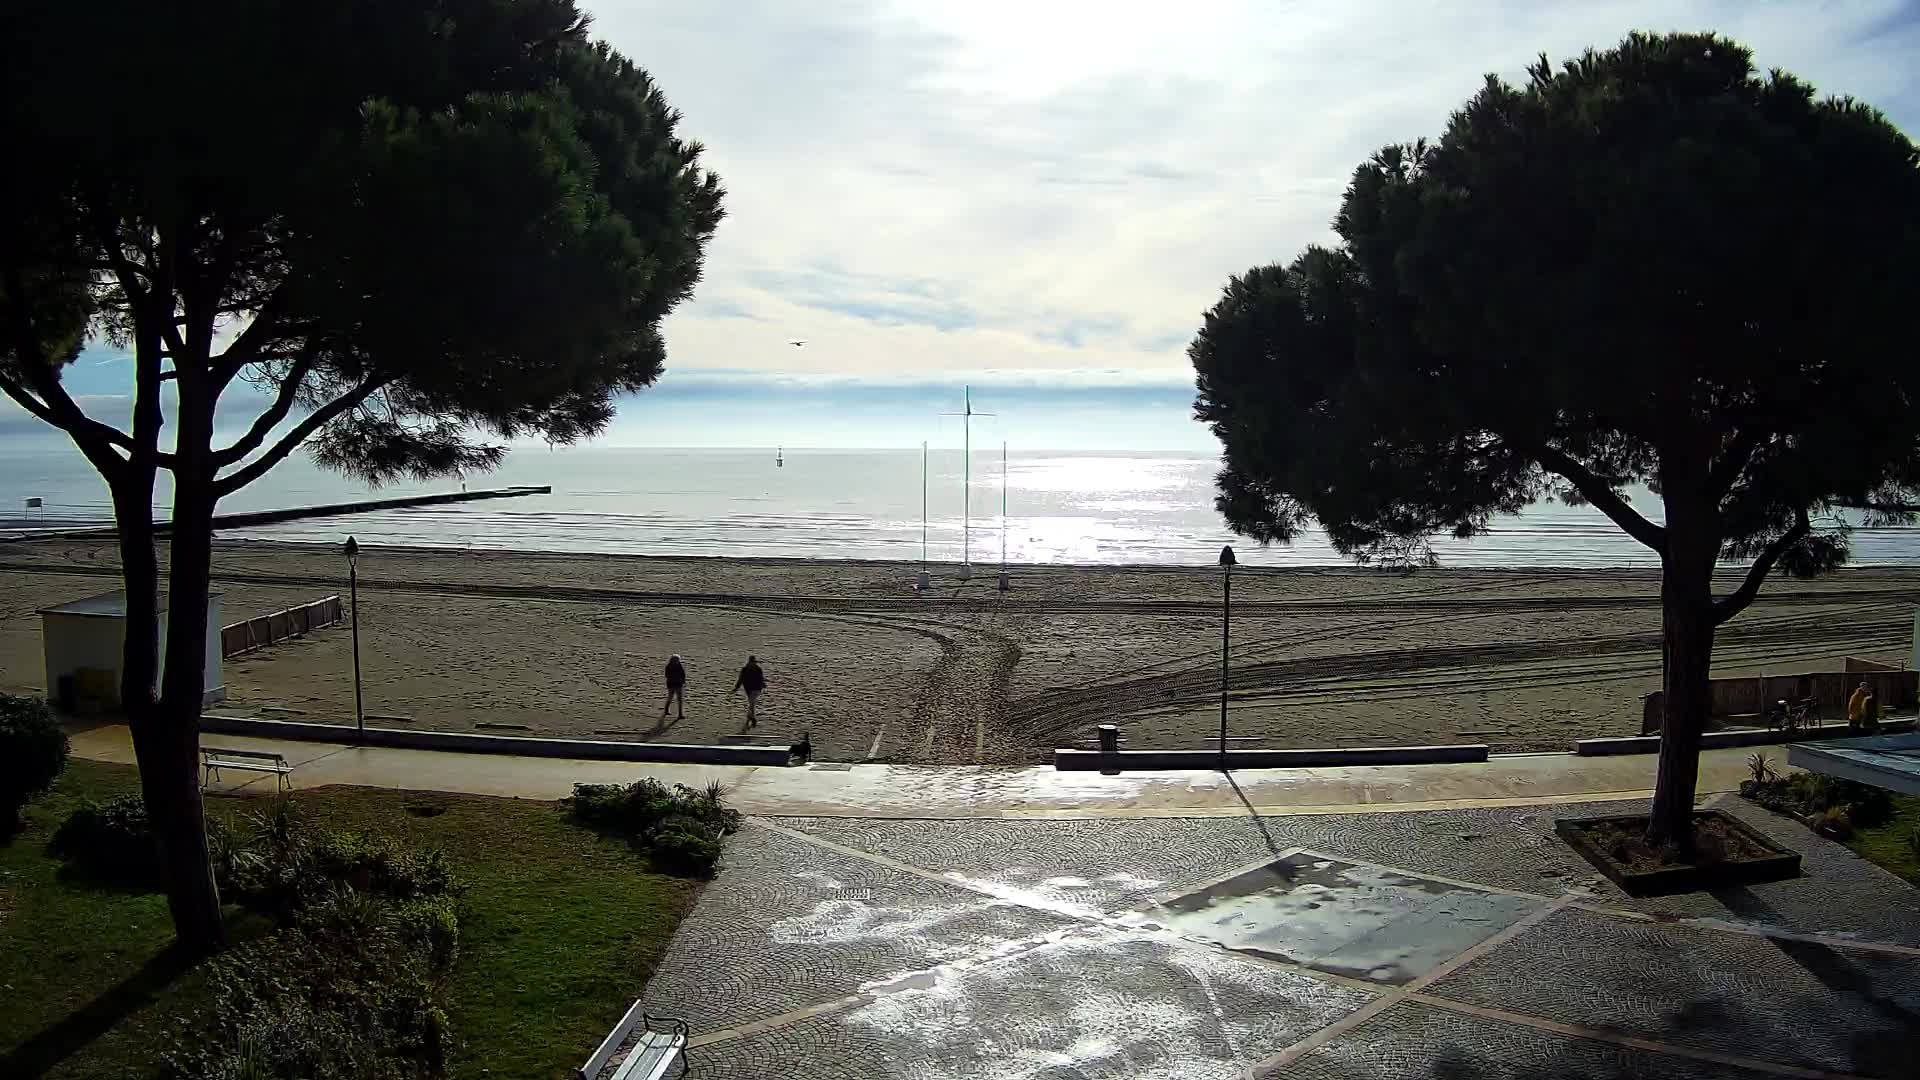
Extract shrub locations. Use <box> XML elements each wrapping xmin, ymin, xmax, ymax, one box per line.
<box><xmin>1812</xmin><ymin>806</ymin><xmax>1855</xmax><ymax>840</ymax></box>
<box><xmin>0</xmin><ymin>693</ymin><xmax>68</xmax><ymax>835</ymax></box>
<box><xmin>171</xmin><ymin>811</ymin><xmax>462</xmax><ymax>1080</ymax></box>
<box><xmin>568</xmin><ymin>779</ymin><xmax>741</xmax><ymax>876</ymax></box>
<box><xmin>1746</xmin><ymin>753</ymin><xmax>1778</xmax><ymax>785</ymax></box>
<box><xmin>170</xmin><ymin>891</ymin><xmax>454</xmax><ymax>1080</ymax></box>
<box><xmin>1738</xmin><ymin>772</ymin><xmax>1893</xmax><ymax>831</ymax></box>
<box><xmin>219</xmin><ymin>801</ymin><xmax>459</xmax><ymax>919</ymax></box>
<box><xmin>650</xmin><ymin>819</ymin><xmax>726</xmax><ymax>876</ymax></box>
<box><xmin>50</xmin><ymin>794</ymin><xmax>160</xmax><ymax>885</ymax></box>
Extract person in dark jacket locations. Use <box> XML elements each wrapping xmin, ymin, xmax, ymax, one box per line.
<box><xmin>662</xmin><ymin>654</ymin><xmax>687</xmax><ymax>722</ymax></box>
<box><xmin>732</xmin><ymin>655</ymin><xmax>767</xmax><ymax>727</ymax></box>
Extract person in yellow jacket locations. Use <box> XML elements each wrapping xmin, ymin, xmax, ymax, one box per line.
<box><xmin>1846</xmin><ymin>681</ymin><xmax>1879</xmax><ymax>732</ymax></box>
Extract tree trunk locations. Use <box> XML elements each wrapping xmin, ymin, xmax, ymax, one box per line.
<box><xmin>155</xmin><ymin>405</ymin><xmax>227</xmax><ymax>952</ymax></box>
<box><xmin>1647</xmin><ymin>522</ymin><xmax>1717</xmax><ymax>848</ymax></box>
<box><xmin>111</xmin><ymin>468</ymin><xmax>224</xmax><ymax>950</ymax></box>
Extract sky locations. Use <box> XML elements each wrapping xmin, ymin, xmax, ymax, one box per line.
<box><xmin>11</xmin><ymin>0</ymin><xmax>1920</xmax><ymax>452</ymax></box>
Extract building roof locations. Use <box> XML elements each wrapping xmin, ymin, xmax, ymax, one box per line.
<box><xmin>1788</xmin><ymin>732</ymin><xmax>1920</xmax><ymax>795</ymax></box>
<box><xmin>37</xmin><ymin>590</ymin><xmax>223</xmax><ymax>618</ymax></box>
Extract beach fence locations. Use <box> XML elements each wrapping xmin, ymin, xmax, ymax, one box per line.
<box><xmin>220</xmin><ymin>595</ymin><xmax>345</xmax><ymax>659</ymax></box>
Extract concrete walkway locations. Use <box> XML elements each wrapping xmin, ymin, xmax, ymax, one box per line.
<box><xmin>72</xmin><ymin>722</ymin><xmax>1771</xmax><ymax>819</ymax></box>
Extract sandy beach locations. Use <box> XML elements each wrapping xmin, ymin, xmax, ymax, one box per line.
<box><xmin>2</xmin><ymin>538</ymin><xmax>1915</xmax><ymax>763</ymax></box>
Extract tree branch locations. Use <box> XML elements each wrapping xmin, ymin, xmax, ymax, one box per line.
<box><xmin>1706</xmin><ymin>428</ymin><xmax>1763</xmax><ymax>496</ymax></box>
<box><xmin>211</xmin><ymin>354</ymin><xmax>315</xmax><ymax>467</ymax></box>
<box><xmin>1527</xmin><ymin>442</ymin><xmax>1668</xmax><ymax>553</ymax></box>
<box><xmin>213</xmin><ymin>377</ymin><xmax>385</xmax><ymax>496</ymax></box>
<box><xmin>0</xmin><ymin>271</ymin><xmax>145</xmax><ymax>474</ymax></box>
<box><xmin>1712</xmin><ymin>510</ymin><xmax>1810</xmax><ymax>626</ymax></box>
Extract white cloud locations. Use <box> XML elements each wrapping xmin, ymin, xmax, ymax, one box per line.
<box><xmin>589</xmin><ymin>0</ymin><xmax>1920</xmax><ymax>384</ymax></box>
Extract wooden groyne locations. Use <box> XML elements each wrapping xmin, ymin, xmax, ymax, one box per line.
<box><xmin>2</xmin><ymin>486</ymin><xmax>549</xmax><ymax>541</ymax></box>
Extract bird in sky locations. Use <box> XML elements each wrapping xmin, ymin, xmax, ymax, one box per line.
<box><xmin>788</xmin><ymin>339</ymin><xmax>806</xmax><ymax>347</ymax></box>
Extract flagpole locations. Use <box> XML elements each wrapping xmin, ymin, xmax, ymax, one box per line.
<box><xmin>998</xmin><ymin>440</ymin><xmax>1009</xmax><ymax>592</ymax></box>
<box><xmin>962</xmin><ymin>385</ymin><xmax>972</xmax><ymax>578</ymax></box>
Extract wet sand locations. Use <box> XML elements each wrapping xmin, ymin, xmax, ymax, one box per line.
<box><xmin>2</xmin><ymin>539</ymin><xmax>1914</xmax><ymax>763</ymax></box>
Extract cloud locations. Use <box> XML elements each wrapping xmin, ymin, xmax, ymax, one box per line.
<box><xmin>589</xmin><ymin>0</ymin><xmax>1920</xmax><ymax>389</ymax></box>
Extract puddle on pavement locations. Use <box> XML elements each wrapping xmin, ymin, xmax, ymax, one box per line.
<box><xmin>1153</xmin><ymin>853</ymin><xmax>1540</xmax><ymax>985</ymax></box>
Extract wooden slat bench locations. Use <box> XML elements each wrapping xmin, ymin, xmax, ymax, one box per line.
<box><xmin>578</xmin><ymin>1000</ymin><xmax>689</xmax><ymax>1080</ymax></box>
<box><xmin>200</xmin><ymin>747</ymin><xmax>293</xmax><ymax>792</ymax></box>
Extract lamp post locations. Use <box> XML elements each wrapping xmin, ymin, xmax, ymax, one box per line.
<box><xmin>345</xmin><ymin>536</ymin><xmax>364</xmax><ymax>742</ymax></box>
<box><xmin>1218</xmin><ymin>544</ymin><xmax>1236</xmax><ymax>773</ymax></box>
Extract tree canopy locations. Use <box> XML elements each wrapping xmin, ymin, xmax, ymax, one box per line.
<box><xmin>1195</xmin><ymin>32</ymin><xmax>1920</xmax><ymax>580</ymax></box>
<box><xmin>0</xmin><ymin>0</ymin><xmax>723</xmax><ymax>950</ymax></box>
<box><xmin>1191</xmin><ymin>31</ymin><xmax>1920</xmax><ymax>843</ymax></box>
<box><xmin>1</xmin><ymin>0</ymin><xmax>723</xmax><ymax>487</ymax></box>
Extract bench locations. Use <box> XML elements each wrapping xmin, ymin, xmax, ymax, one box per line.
<box><xmin>578</xmin><ymin>1001</ymin><xmax>689</xmax><ymax>1080</ymax></box>
<box><xmin>200</xmin><ymin>747</ymin><xmax>293</xmax><ymax>792</ymax></box>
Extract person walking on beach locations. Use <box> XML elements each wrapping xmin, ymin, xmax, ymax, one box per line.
<box><xmin>662</xmin><ymin>654</ymin><xmax>687</xmax><ymax>722</ymax></box>
<box><xmin>733</xmin><ymin>655</ymin><xmax>767</xmax><ymax>727</ymax></box>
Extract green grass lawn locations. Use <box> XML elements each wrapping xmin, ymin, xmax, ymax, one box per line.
<box><xmin>0</xmin><ymin>760</ymin><xmax>701</xmax><ymax>1080</ymax></box>
<box><xmin>1847</xmin><ymin>793</ymin><xmax>1920</xmax><ymax>886</ymax></box>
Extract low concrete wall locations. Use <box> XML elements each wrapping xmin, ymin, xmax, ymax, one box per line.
<box><xmin>1577</xmin><ymin>716</ymin><xmax>1915</xmax><ymax>757</ymax></box>
<box><xmin>199</xmin><ymin>714</ymin><xmax>796</xmax><ymax>766</ymax></box>
<box><xmin>1054</xmin><ymin>744</ymin><xmax>1489</xmax><ymax>772</ymax></box>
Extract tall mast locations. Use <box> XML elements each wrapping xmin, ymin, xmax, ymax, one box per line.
<box><xmin>940</xmin><ymin>386</ymin><xmax>991</xmax><ymax>577</ymax></box>
<box><xmin>1000</xmin><ymin>440</ymin><xmax>1008</xmax><ymax>571</ymax></box>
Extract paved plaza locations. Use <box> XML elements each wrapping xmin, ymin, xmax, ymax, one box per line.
<box><xmin>640</xmin><ymin>794</ymin><xmax>1920</xmax><ymax>1079</ymax></box>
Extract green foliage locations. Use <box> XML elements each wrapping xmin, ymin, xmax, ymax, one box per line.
<box><xmin>2</xmin><ymin>0</ymin><xmax>724</xmax><ymax>486</ymax></box>
<box><xmin>569</xmin><ymin>779</ymin><xmax>742</xmax><ymax>876</ymax></box>
<box><xmin>1740</xmin><ymin>772</ymin><xmax>1892</xmax><ymax>830</ymax></box>
<box><xmin>3</xmin><ymin>0</ymin><xmax>723</xmax><ymax>950</ymax></box>
<box><xmin>0</xmin><ymin>693</ymin><xmax>68</xmax><ymax>834</ymax></box>
<box><xmin>1812</xmin><ymin>806</ymin><xmax>1855</xmax><ymax>840</ymax></box>
<box><xmin>220</xmin><ymin>800</ymin><xmax>460</xmax><ymax>920</ymax></box>
<box><xmin>1192</xmin><ymin>31</ymin><xmax>1920</xmax><ymax>568</ymax></box>
<box><xmin>3</xmin><ymin>760</ymin><xmax>699</xmax><ymax>1080</ymax></box>
<box><xmin>168</xmin><ymin>891</ymin><xmax>455</xmax><ymax>1080</ymax></box>
<box><xmin>1191</xmin><ymin>30</ymin><xmax>1920</xmax><ymax>843</ymax></box>
<box><xmin>168</xmin><ymin>805</ymin><xmax>462</xmax><ymax>1080</ymax></box>
<box><xmin>50</xmin><ymin>794</ymin><xmax>161</xmax><ymax>886</ymax></box>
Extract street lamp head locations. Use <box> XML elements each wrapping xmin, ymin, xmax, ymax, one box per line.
<box><xmin>1218</xmin><ymin>545</ymin><xmax>1236</xmax><ymax>567</ymax></box>
<box><xmin>344</xmin><ymin>536</ymin><xmax>358</xmax><ymax>564</ymax></box>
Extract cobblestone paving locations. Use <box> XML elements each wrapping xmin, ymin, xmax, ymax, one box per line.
<box><xmin>691</xmin><ymin>931</ymin><xmax>1375</xmax><ymax>1079</ymax></box>
<box><xmin>1284</xmin><ymin>1001</ymin><xmax>1778</xmax><ymax>1080</ymax></box>
<box><xmin>639</xmin><ymin>800</ymin><xmax>1919</xmax><ymax>1078</ymax></box>
<box><xmin>1431</xmin><ymin>906</ymin><xmax>1920</xmax><ymax>1078</ymax></box>
<box><xmin>641</xmin><ymin>823</ymin><xmax>1081</xmax><ymax>1035</ymax></box>
<box><xmin>788</xmin><ymin>797</ymin><xmax>1920</xmax><ymax>943</ymax></box>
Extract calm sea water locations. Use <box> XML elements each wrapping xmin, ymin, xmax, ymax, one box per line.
<box><xmin>5</xmin><ymin>444</ymin><xmax>1920</xmax><ymax>568</ymax></box>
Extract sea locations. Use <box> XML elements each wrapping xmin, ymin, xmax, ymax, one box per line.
<box><xmin>5</xmin><ymin>444</ymin><xmax>1920</xmax><ymax>569</ymax></box>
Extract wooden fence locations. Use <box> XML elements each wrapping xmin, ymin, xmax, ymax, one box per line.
<box><xmin>220</xmin><ymin>595</ymin><xmax>345</xmax><ymax>658</ymax></box>
<box><xmin>1641</xmin><ymin>660</ymin><xmax>1918</xmax><ymax>732</ymax></box>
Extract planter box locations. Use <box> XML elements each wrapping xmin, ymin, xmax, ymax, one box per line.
<box><xmin>1554</xmin><ymin>810</ymin><xmax>1801</xmax><ymax>897</ymax></box>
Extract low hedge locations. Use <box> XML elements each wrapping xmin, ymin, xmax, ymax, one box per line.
<box><xmin>1</xmin><ymin>693</ymin><xmax>68</xmax><ymax>836</ymax></box>
<box><xmin>569</xmin><ymin>778</ymin><xmax>742</xmax><ymax>876</ymax></box>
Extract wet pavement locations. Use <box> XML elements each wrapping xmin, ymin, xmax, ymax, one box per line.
<box><xmin>1150</xmin><ymin>854</ymin><xmax>1541</xmax><ymax>985</ymax></box>
<box><xmin>640</xmin><ymin>797</ymin><xmax>1920</xmax><ymax>1079</ymax></box>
